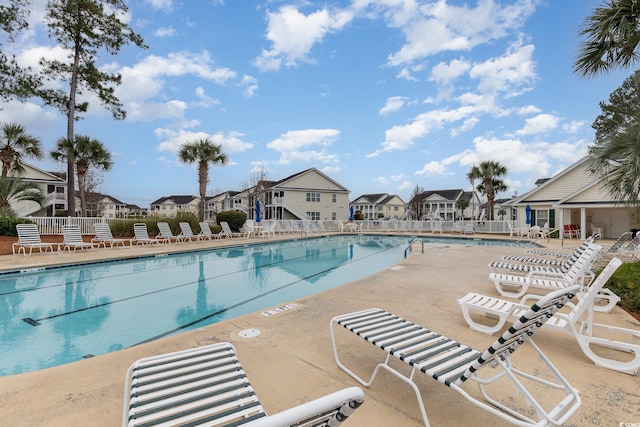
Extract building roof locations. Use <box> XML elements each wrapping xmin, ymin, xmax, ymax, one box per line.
<box><xmin>422</xmin><ymin>189</ymin><xmax>464</xmax><ymax>201</ymax></box>
<box><xmin>150</xmin><ymin>195</ymin><xmax>198</xmax><ymax>205</ymax></box>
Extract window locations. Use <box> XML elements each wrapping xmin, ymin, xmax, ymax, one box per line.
<box><xmin>306</xmin><ymin>211</ymin><xmax>320</xmax><ymax>220</ymax></box>
<box><xmin>331</xmin><ymin>212</ymin><xmax>336</xmax><ymax>220</ymax></box>
<box><xmin>533</xmin><ymin>209</ymin><xmax>548</xmax><ymax>227</ymax></box>
<box><xmin>332</xmin><ymin>193</ymin><xmax>337</xmax><ymax>203</ymax></box>
<box><xmin>306</xmin><ymin>192</ymin><xmax>320</xmax><ymax>202</ymax></box>
<box><xmin>394</xmin><ymin>206</ymin><xmax>398</xmax><ymax>211</ymax></box>
<box><xmin>161</xmin><ymin>205</ymin><xmax>166</xmax><ymax>210</ymax></box>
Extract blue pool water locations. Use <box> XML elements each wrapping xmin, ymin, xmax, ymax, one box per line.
<box><xmin>0</xmin><ymin>234</ymin><xmax>528</xmax><ymax>375</ymax></box>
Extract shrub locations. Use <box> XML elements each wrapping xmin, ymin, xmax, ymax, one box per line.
<box><xmin>0</xmin><ymin>217</ymin><xmax>35</xmax><ymax>236</ymax></box>
<box><xmin>603</xmin><ymin>261</ymin><xmax>640</xmax><ymax>315</ymax></box>
<box><xmin>215</xmin><ymin>211</ymin><xmax>247</xmax><ymax>231</ymax></box>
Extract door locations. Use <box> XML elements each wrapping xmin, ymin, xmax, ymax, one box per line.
<box><xmin>609</xmin><ymin>209</ymin><xmax>630</xmax><ymax>238</ymax></box>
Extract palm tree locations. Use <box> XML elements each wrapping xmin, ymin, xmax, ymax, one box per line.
<box><xmin>51</xmin><ymin>135</ymin><xmax>113</xmax><ymax>217</ymax></box>
<box><xmin>467</xmin><ymin>161</ymin><xmax>508</xmax><ymax>220</ymax></box>
<box><xmin>0</xmin><ymin>177</ymin><xmax>45</xmax><ymax>217</ymax></box>
<box><xmin>574</xmin><ymin>0</ymin><xmax>640</xmax><ymax>77</ymax></box>
<box><xmin>0</xmin><ymin>122</ymin><xmax>43</xmax><ymax>177</ymax></box>
<box><xmin>178</xmin><ymin>138</ymin><xmax>228</xmax><ymax>221</ymax></box>
<box><xmin>586</xmin><ymin>122</ymin><xmax>640</xmax><ymax>207</ymax></box>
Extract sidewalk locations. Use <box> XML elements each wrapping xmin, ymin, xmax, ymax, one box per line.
<box><xmin>0</xmin><ymin>236</ymin><xmax>638</xmax><ymax>426</ymax></box>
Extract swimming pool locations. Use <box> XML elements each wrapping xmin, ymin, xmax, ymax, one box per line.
<box><xmin>0</xmin><ymin>234</ymin><xmax>529</xmax><ymax>375</ymax></box>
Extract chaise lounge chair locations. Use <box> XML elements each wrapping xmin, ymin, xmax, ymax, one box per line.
<box><xmin>93</xmin><ymin>222</ymin><xmax>129</xmax><ymax>248</ymax></box>
<box><xmin>122</xmin><ymin>342</ymin><xmax>364</xmax><ymax>427</ymax></box>
<box><xmin>58</xmin><ymin>224</ymin><xmax>96</xmax><ymax>252</ymax></box>
<box><xmin>330</xmin><ymin>285</ymin><xmax>582</xmax><ymax>426</ymax></box>
<box><xmin>157</xmin><ymin>221</ymin><xmax>184</xmax><ymax>244</ymax></box>
<box><xmin>197</xmin><ymin>222</ymin><xmax>216</xmax><ymax>240</ymax></box>
<box><xmin>12</xmin><ymin>223</ymin><xmax>57</xmax><ymax>256</ymax></box>
<box><xmin>177</xmin><ymin>222</ymin><xmax>198</xmax><ymax>242</ymax></box>
<box><xmin>487</xmin><ymin>242</ymin><xmax>601</xmax><ymax>298</ymax></box>
<box><xmin>131</xmin><ymin>223</ymin><xmax>169</xmax><ymax>246</ymax></box>
<box><xmin>458</xmin><ymin>257</ymin><xmax>640</xmax><ymax>375</ymax></box>
<box><xmin>220</xmin><ymin>221</ymin><xmax>244</xmax><ymax>238</ymax></box>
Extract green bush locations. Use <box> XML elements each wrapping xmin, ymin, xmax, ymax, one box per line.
<box><xmin>215</xmin><ymin>211</ymin><xmax>247</xmax><ymax>231</ymax></box>
<box><xmin>0</xmin><ymin>217</ymin><xmax>35</xmax><ymax>236</ymax></box>
<box><xmin>603</xmin><ymin>261</ymin><xmax>640</xmax><ymax>315</ymax></box>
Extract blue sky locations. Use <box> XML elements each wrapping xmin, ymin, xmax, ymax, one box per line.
<box><xmin>0</xmin><ymin>0</ymin><xmax>631</xmax><ymax>208</ymax></box>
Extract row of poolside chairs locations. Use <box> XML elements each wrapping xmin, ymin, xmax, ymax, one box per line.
<box><xmin>11</xmin><ymin>221</ymin><xmax>229</xmax><ymax>256</ymax></box>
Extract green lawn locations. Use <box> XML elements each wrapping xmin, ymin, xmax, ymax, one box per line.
<box><xmin>604</xmin><ymin>261</ymin><xmax>640</xmax><ymax>317</ymax></box>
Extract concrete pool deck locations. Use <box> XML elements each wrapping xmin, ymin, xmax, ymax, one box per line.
<box><xmin>0</xmin><ymin>234</ymin><xmax>639</xmax><ymax>426</ymax></box>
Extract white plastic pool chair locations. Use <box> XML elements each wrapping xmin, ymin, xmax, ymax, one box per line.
<box><xmin>177</xmin><ymin>222</ymin><xmax>198</xmax><ymax>242</ymax></box>
<box><xmin>92</xmin><ymin>222</ymin><xmax>129</xmax><ymax>248</ymax></box>
<box><xmin>331</xmin><ymin>286</ymin><xmax>582</xmax><ymax>427</ymax></box>
<box><xmin>123</xmin><ymin>342</ymin><xmax>364</xmax><ymax>427</ymax></box>
<box><xmin>131</xmin><ymin>223</ymin><xmax>169</xmax><ymax>246</ymax></box>
<box><xmin>12</xmin><ymin>223</ymin><xmax>57</xmax><ymax>256</ymax></box>
<box><xmin>459</xmin><ymin>257</ymin><xmax>640</xmax><ymax>375</ymax></box>
<box><xmin>157</xmin><ymin>221</ymin><xmax>184</xmax><ymax>244</ymax></box>
<box><xmin>487</xmin><ymin>242</ymin><xmax>601</xmax><ymax>298</ymax></box>
<box><xmin>59</xmin><ymin>224</ymin><xmax>96</xmax><ymax>252</ymax></box>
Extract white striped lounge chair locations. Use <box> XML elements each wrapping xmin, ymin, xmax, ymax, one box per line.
<box><xmin>330</xmin><ymin>285</ymin><xmax>582</xmax><ymax>426</ymax></box>
<box><xmin>487</xmin><ymin>242</ymin><xmax>601</xmax><ymax>299</ymax></box>
<box><xmin>123</xmin><ymin>342</ymin><xmax>364</xmax><ymax>426</ymax></box>
<box><xmin>59</xmin><ymin>224</ymin><xmax>96</xmax><ymax>252</ymax></box>
<box><xmin>93</xmin><ymin>222</ymin><xmax>129</xmax><ymax>248</ymax></box>
<box><xmin>12</xmin><ymin>223</ymin><xmax>56</xmax><ymax>256</ymax></box>
<box><xmin>459</xmin><ymin>257</ymin><xmax>640</xmax><ymax>375</ymax></box>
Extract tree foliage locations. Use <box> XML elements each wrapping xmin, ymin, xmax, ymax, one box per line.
<box><xmin>467</xmin><ymin>161</ymin><xmax>508</xmax><ymax>220</ymax></box>
<box><xmin>178</xmin><ymin>138</ymin><xmax>228</xmax><ymax>221</ymax></box>
<box><xmin>0</xmin><ymin>0</ymin><xmax>40</xmax><ymax>102</ymax></box>
<box><xmin>51</xmin><ymin>134</ymin><xmax>113</xmax><ymax>217</ymax></box>
<box><xmin>592</xmin><ymin>70</ymin><xmax>640</xmax><ymax>147</ymax></box>
<box><xmin>0</xmin><ymin>122</ymin><xmax>43</xmax><ymax>177</ymax></box>
<box><xmin>586</xmin><ymin>122</ymin><xmax>640</xmax><ymax>208</ymax></box>
<box><xmin>407</xmin><ymin>185</ymin><xmax>424</xmax><ymax>220</ymax></box>
<box><xmin>574</xmin><ymin>0</ymin><xmax>640</xmax><ymax>77</ymax></box>
<box><xmin>40</xmin><ymin>0</ymin><xmax>146</xmax><ymax>216</ymax></box>
<box><xmin>0</xmin><ymin>176</ymin><xmax>45</xmax><ymax>217</ymax></box>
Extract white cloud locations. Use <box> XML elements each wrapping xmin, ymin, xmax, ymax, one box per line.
<box><xmin>379</xmin><ymin>96</ymin><xmax>408</xmax><ymax>115</ymax></box>
<box><xmin>253</xmin><ymin>5</ymin><xmax>354</xmax><ymax>71</ymax></box>
<box><xmin>469</xmin><ymin>41</ymin><xmax>537</xmax><ymax>94</ymax></box>
<box><xmin>386</xmin><ymin>0</ymin><xmax>535</xmax><ymax>66</ymax></box>
<box><xmin>516</xmin><ymin>113</ymin><xmax>559</xmax><ymax>136</ymax></box>
<box><xmin>415</xmin><ymin>160</ymin><xmax>450</xmax><ymax>177</ymax></box>
<box><xmin>267</xmin><ymin>128</ymin><xmax>341</xmax><ymax>165</ymax></box>
<box><xmin>155</xmin><ymin>129</ymin><xmax>253</xmax><ymax>154</ymax></box>
<box><xmin>430</xmin><ymin>58</ymin><xmax>470</xmax><ymax>85</ymax></box>
<box><xmin>154</xmin><ymin>26</ymin><xmax>177</xmax><ymax>37</ymax></box>
<box><xmin>145</xmin><ymin>0</ymin><xmax>173</xmax><ymax>11</ymax></box>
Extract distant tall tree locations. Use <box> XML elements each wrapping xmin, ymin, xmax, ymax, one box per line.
<box><xmin>0</xmin><ymin>122</ymin><xmax>42</xmax><ymax>177</ymax></box>
<box><xmin>407</xmin><ymin>185</ymin><xmax>424</xmax><ymax>220</ymax></box>
<box><xmin>240</xmin><ymin>163</ymin><xmax>270</xmax><ymax>218</ymax></box>
<box><xmin>0</xmin><ymin>176</ymin><xmax>45</xmax><ymax>217</ymax></box>
<box><xmin>40</xmin><ymin>0</ymin><xmax>146</xmax><ymax>216</ymax></box>
<box><xmin>51</xmin><ymin>135</ymin><xmax>113</xmax><ymax>217</ymax></box>
<box><xmin>0</xmin><ymin>0</ymin><xmax>40</xmax><ymax>102</ymax></box>
<box><xmin>178</xmin><ymin>138</ymin><xmax>228</xmax><ymax>221</ymax></box>
<box><xmin>467</xmin><ymin>161</ymin><xmax>508</xmax><ymax>220</ymax></box>
<box><xmin>591</xmin><ymin>70</ymin><xmax>640</xmax><ymax>147</ymax></box>
<box><xmin>574</xmin><ymin>0</ymin><xmax>640</xmax><ymax>77</ymax></box>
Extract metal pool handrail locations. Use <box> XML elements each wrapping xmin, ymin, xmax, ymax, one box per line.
<box><xmin>405</xmin><ymin>238</ymin><xmax>424</xmax><ymax>258</ymax></box>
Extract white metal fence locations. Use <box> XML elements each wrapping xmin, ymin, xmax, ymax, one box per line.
<box><xmin>19</xmin><ymin>216</ymin><xmax>515</xmax><ymax>236</ymax></box>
